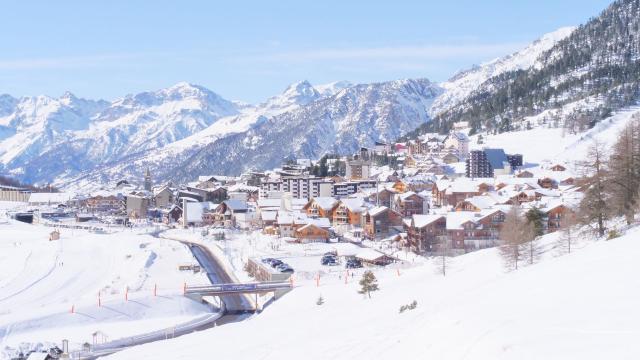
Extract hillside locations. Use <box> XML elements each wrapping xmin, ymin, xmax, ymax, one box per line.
<box><xmin>414</xmin><ymin>0</ymin><xmax>640</xmax><ymax>136</ymax></box>
<box><xmin>105</xmin><ymin>225</ymin><xmax>640</xmax><ymax>360</ymax></box>
<box><xmin>430</xmin><ymin>26</ymin><xmax>576</xmax><ymax>117</ymax></box>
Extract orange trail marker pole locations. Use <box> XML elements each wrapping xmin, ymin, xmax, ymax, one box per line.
<box><xmin>125</xmin><ymin>287</ymin><xmax>128</xmax><ymax>302</ymax></box>
<box><xmin>316</xmin><ymin>273</ymin><xmax>320</xmax><ymax>287</ymax></box>
<box><xmin>397</xmin><ymin>268</ymin><xmax>401</xmax><ymax>277</ymax></box>
<box><xmin>154</xmin><ymin>284</ymin><xmax>157</xmax><ymax>297</ymax></box>
<box><xmin>70</xmin><ymin>305</ymin><xmax>74</xmax><ymax>314</ymax></box>
<box><xmin>98</xmin><ymin>292</ymin><xmax>101</xmax><ymax>307</ymax></box>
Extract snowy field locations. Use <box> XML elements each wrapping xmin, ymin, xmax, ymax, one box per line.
<box><xmin>108</xmin><ymin>225</ymin><xmax>640</xmax><ymax>360</ymax></box>
<box><xmin>470</xmin><ymin>106</ymin><xmax>640</xmax><ymax>167</ymax></box>
<box><xmin>0</xmin><ymin>218</ymin><xmax>211</xmax><ymax>359</ymax></box>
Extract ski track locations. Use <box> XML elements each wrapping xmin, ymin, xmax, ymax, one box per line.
<box><xmin>0</xmin><ymin>251</ymin><xmax>60</xmax><ymax>303</ymax></box>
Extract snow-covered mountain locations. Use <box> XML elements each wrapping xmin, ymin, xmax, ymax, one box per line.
<box><xmin>4</xmin><ymin>14</ymin><xmax>620</xmax><ymax>188</ymax></box>
<box><xmin>0</xmin><ymin>82</ymin><xmax>239</xmax><ymax>184</ymax></box>
<box><xmin>0</xmin><ymin>78</ymin><xmax>439</xmax><ymax>187</ymax></box>
<box><xmin>172</xmin><ymin>78</ymin><xmax>440</xmax><ymax>181</ymax></box>
<box><xmin>430</xmin><ymin>27</ymin><xmax>576</xmax><ymax>116</ymax></box>
<box><xmin>55</xmin><ymin>78</ymin><xmax>439</xmax><ymax>188</ymax></box>
<box><xmin>421</xmin><ymin>0</ymin><xmax>640</xmax><ymax>136</ymax></box>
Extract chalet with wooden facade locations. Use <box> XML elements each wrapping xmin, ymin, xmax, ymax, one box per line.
<box><xmin>303</xmin><ymin>197</ymin><xmax>339</xmax><ymax>218</ymax></box>
<box><xmin>404</xmin><ymin>214</ymin><xmax>446</xmax><ymax>253</ymax></box>
<box><xmin>363</xmin><ymin>206</ymin><xmax>403</xmax><ymax>239</ymax></box>
<box><xmin>392</xmin><ymin>191</ymin><xmax>426</xmax><ymax>217</ymax></box>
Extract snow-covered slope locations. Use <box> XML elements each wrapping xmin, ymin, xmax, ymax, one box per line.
<box><xmin>46</xmin><ymin>78</ymin><xmax>439</xmax><ymax>188</ymax></box>
<box><xmin>430</xmin><ymin>27</ymin><xmax>576</xmax><ymax>116</ymax></box>
<box><xmin>106</xmin><ymin>224</ymin><xmax>640</xmax><ymax>360</ymax></box>
<box><xmin>170</xmin><ymin>78</ymin><xmax>440</xmax><ymax>181</ymax></box>
<box><xmin>0</xmin><ymin>83</ymin><xmax>240</xmax><ymax>184</ymax></box>
<box><xmin>0</xmin><ymin>78</ymin><xmax>440</xmax><ymax>187</ymax></box>
<box><xmin>0</xmin><ymin>220</ymin><xmax>211</xmax><ymax>359</ymax></box>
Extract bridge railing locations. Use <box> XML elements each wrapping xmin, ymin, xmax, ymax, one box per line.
<box><xmin>185</xmin><ymin>281</ymin><xmax>292</xmax><ymax>294</ymax></box>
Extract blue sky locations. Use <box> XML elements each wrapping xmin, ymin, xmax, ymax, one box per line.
<box><xmin>0</xmin><ymin>0</ymin><xmax>612</xmax><ymax>103</ymax></box>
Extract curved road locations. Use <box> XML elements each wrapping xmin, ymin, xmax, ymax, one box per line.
<box><xmin>185</xmin><ymin>242</ymin><xmax>254</xmax><ymax>313</ymax></box>
<box><xmin>73</xmin><ymin>231</ymin><xmax>254</xmax><ymax>359</ymax></box>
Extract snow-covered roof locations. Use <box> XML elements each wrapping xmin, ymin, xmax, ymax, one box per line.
<box><xmin>411</xmin><ymin>214</ymin><xmax>445</xmax><ymax>228</ymax></box>
<box><xmin>28</xmin><ymin>192</ymin><xmax>74</xmax><ymax>204</ymax></box>
<box><xmin>308</xmin><ymin>217</ymin><xmax>331</xmax><ymax>228</ymax></box>
<box><xmin>398</xmin><ymin>191</ymin><xmax>419</xmax><ymax>201</ymax></box>
<box><xmin>257</xmin><ymin>198</ymin><xmax>281</xmax><ymax>209</ymax></box>
<box><xmin>224</xmin><ymin>199</ymin><xmax>248</xmax><ymax>211</ymax></box>
<box><xmin>448</xmin><ymin>178</ymin><xmax>488</xmax><ymax>193</ymax></box>
<box><xmin>368</xmin><ymin>206</ymin><xmax>388</xmax><ymax>217</ymax></box>
<box><xmin>462</xmin><ymin>195</ymin><xmax>497</xmax><ymax>209</ymax></box>
<box><xmin>261</xmin><ymin>210</ymin><xmax>278</xmax><ymax>221</ymax></box>
<box><xmin>297</xmin><ymin>221</ymin><xmax>329</xmax><ymax>232</ymax></box>
<box><xmin>227</xmin><ymin>183</ymin><xmax>259</xmax><ymax>193</ymax></box>
<box><xmin>310</xmin><ymin>196</ymin><xmax>338</xmax><ymax>210</ymax></box>
<box><xmin>277</xmin><ymin>211</ymin><xmax>309</xmax><ymax>225</ymax></box>
<box><xmin>446</xmin><ymin>212</ymin><xmax>479</xmax><ymax>230</ymax></box>
<box><xmin>26</xmin><ymin>352</ymin><xmax>49</xmax><ymax>360</ymax></box>
<box><xmin>356</xmin><ymin>249</ymin><xmax>388</xmax><ymax>261</ymax></box>
<box><xmin>340</xmin><ymin>197</ymin><xmax>366</xmax><ymax>212</ymax></box>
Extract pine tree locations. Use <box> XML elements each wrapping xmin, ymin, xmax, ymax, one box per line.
<box><xmin>358</xmin><ymin>270</ymin><xmax>380</xmax><ymax>299</ymax></box>
<box><xmin>525</xmin><ymin>207</ymin><xmax>546</xmax><ymax>237</ymax></box>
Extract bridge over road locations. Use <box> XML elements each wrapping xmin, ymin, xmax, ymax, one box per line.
<box><xmin>185</xmin><ymin>281</ymin><xmax>293</xmax><ymax>309</ymax></box>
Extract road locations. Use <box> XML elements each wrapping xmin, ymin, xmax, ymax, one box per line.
<box><xmin>73</xmin><ymin>231</ymin><xmax>253</xmax><ymax>359</ymax></box>
<box><xmin>185</xmin><ymin>241</ymin><xmax>255</xmax><ymax>313</ymax></box>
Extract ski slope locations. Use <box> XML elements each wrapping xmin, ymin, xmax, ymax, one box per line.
<box><xmin>469</xmin><ymin>106</ymin><xmax>640</xmax><ymax>167</ymax></box>
<box><xmin>0</xmin><ymin>220</ymin><xmax>210</xmax><ymax>359</ymax></box>
<box><xmin>106</xmin><ymin>226</ymin><xmax>640</xmax><ymax>360</ymax></box>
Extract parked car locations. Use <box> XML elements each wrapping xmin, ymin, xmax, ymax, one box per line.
<box><xmin>275</xmin><ymin>262</ymin><xmax>290</xmax><ymax>271</ymax></box>
<box><xmin>280</xmin><ymin>267</ymin><xmax>294</xmax><ymax>273</ymax></box>
<box><xmin>321</xmin><ymin>255</ymin><xmax>337</xmax><ymax>265</ymax></box>
<box><xmin>345</xmin><ymin>259</ymin><xmax>363</xmax><ymax>269</ymax></box>
<box><xmin>322</xmin><ymin>256</ymin><xmax>339</xmax><ymax>266</ymax></box>
<box><xmin>270</xmin><ymin>259</ymin><xmax>284</xmax><ymax>268</ymax></box>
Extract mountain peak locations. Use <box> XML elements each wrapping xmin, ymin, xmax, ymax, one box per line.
<box><xmin>282</xmin><ymin>80</ymin><xmax>318</xmax><ymax>98</ymax></box>
<box><xmin>260</xmin><ymin>80</ymin><xmax>320</xmax><ymax>110</ymax></box>
<box><xmin>163</xmin><ymin>82</ymin><xmax>212</xmax><ymax>98</ymax></box>
<box><xmin>315</xmin><ymin>80</ymin><xmax>353</xmax><ymax>97</ymax></box>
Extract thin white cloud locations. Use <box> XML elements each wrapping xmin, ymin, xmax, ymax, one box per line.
<box><xmin>241</xmin><ymin>42</ymin><xmax>528</xmax><ymax>63</ymax></box>
<box><xmin>0</xmin><ymin>53</ymin><xmax>143</xmax><ymax>70</ymax></box>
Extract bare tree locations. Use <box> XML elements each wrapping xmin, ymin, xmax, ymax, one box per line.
<box><xmin>522</xmin><ymin>221</ymin><xmax>540</xmax><ymax>265</ymax></box>
<box><xmin>557</xmin><ymin>210</ymin><xmax>578</xmax><ymax>254</ymax></box>
<box><xmin>434</xmin><ymin>237</ymin><xmax>452</xmax><ymax>276</ymax></box>
<box><xmin>499</xmin><ymin>205</ymin><xmax>526</xmax><ymax>271</ymax></box>
<box><xmin>608</xmin><ymin>119</ymin><xmax>640</xmax><ymax>225</ymax></box>
<box><xmin>577</xmin><ymin>141</ymin><xmax>610</xmax><ymax>237</ymax></box>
